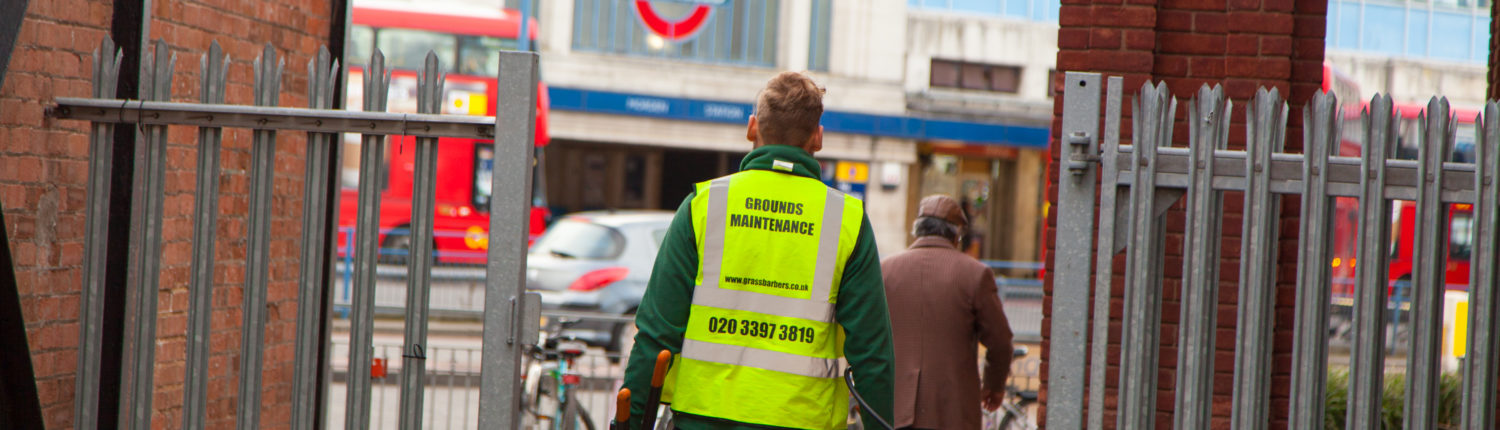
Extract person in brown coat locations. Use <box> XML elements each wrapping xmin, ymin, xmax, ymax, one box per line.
<box><xmin>880</xmin><ymin>194</ymin><xmax>1015</xmax><ymax>429</ymax></box>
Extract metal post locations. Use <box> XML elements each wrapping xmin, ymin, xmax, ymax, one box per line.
<box><xmin>1348</xmin><ymin>95</ymin><xmax>1397</xmax><ymax>429</ymax></box>
<box><xmin>74</xmin><ymin>38</ymin><xmax>121</xmax><ymax>430</ymax></box>
<box><xmin>1404</xmin><ymin>97</ymin><xmax>1454</xmax><ymax>430</ymax></box>
<box><xmin>1118</xmin><ymin>81</ymin><xmax>1176</xmax><ymax>430</ymax></box>
<box><xmin>478</xmin><ymin>50</ymin><xmax>539</xmax><ymax>430</ymax></box>
<box><xmin>292</xmin><ymin>46</ymin><xmax>340</xmax><ymax>430</ymax></box>
<box><xmin>237</xmin><ymin>43</ymin><xmax>283</xmax><ymax>430</ymax></box>
<box><xmin>1086</xmin><ymin>75</ymin><xmax>1122</xmax><ymax>430</ymax></box>
<box><xmin>1048</xmin><ymin>71</ymin><xmax>1100</xmax><ymax>430</ymax></box>
<box><xmin>1461</xmin><ymin>102</ymin><xmax>1500</xmax><ymax>429</ymax></box>
<box><xmin>182</xmin><ymin>40</ymin><xmax>228</xmax><ymax>430</ymax></box>
<box><xmin>1173</xmin><ymin>84</ymin><xmax>1230</xmax><ymax>430</ymax></box>
<box><xmin>118</xmin><ymin>39</ymin><xmax>173</xmax><ymax>430</ymax></box>
<box><xmin>347</xmin><ymin>50</ymin><xmax>391</xmax><ymax>430</ymax></box>
<box><xmin>398</xmin><ymin>52</ymin><xmax>445</xmax><ymax>430</ymax></box>
<box><xmin>1230</xmin><ymin>88</ymin><xmax>1286</xmax><ymax>430</ymax></box>
<box><xmin>1288</xmin><ymin>91</ymin><xmax>1340</xmax><ymax>430</ymax></box>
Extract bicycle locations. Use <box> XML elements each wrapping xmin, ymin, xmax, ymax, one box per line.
<box><xmin>523</xmin><ymin>318</ymin><xmax>598</xmax><ymax>430</ymax></box>
<box><xmin>984</xmin><ymin>347</ymin><xmax>1038</xmax><ymax>430</ymax></box>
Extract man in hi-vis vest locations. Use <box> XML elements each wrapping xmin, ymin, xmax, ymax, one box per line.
<box><xmin>622</xmin><ymin>72</ymin><xmax>895</xmax><ymax>429</ymax></box>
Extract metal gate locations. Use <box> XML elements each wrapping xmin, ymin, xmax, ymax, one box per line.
<box><xmin>1047</xmin><ymin>72</ymin><xmax>1500</xmax><ymax>430</ymax></box>
<box><xmin>53</xmin><ymin>38</ymin><xmax>541</xmax><ymax>429</ymax></box>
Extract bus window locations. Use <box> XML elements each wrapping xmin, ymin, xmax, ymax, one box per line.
<box><xmin>471</xmin><ymin>145</ymin><xmax>546</xmax><ymax>211</ymax></box>
<box><xmin>378</xmin><ymin>28</ymin><xmax>456</xmax><ymax>71</ymax></box>
<box><xmin>1454</xmin><ymin>124</ymin><xmax>1477</xmax><ymax>162</ymax></box>
<box><xmin>1395</xmin><ymin>119</ymin><xmax>1418</xmax><ymax>160</ymax></box>
<box><xmin>473</xmin><ymin>145</ymin><xmax>494</xmax><ymax>209</ymax></box>
<box><xmin>349</xmin><ymin>25</ymin><xmax>374</xmax><ymax>67</ymax></box>
<box><xmin>458</xmin><ymin>35</ymin><xmax>519</xmax><ymax>76</ymax></box>
<box><xmin>1450</xmin><ymin>213</ymin><xmax>1473</xmax><ymax>261</ymax></box>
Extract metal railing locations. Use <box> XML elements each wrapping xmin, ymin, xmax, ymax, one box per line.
<box><xmin>54</xmin><ymin>37</ymin><xmax>540</xmax><ymax>429</ymax></box>
<box><xmin>1049</xmin><ymin>72</ymin><xmax>1500</xmax><ymax>430</ymax></box>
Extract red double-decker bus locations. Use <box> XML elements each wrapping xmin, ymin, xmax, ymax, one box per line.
<box><xmin>1321</xmin><ymin>64</ymin><xmax>1484</xmax><ymax>364</ymax></box>
<box><xmin>336</xmin><ymin>1</ymin><xmax>551</xmax><ymax>265</ymax></box>
<box><xmin>1322</xmin><ymin>66</ymin><xmax>1481</xmax><ymax>298</ymax></box>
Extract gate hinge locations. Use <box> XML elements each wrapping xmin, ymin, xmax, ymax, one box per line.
<box><xmin>1066</xmin><ymin>132</ymin><xmax>1098</xmax><ymax>175</ymax></box>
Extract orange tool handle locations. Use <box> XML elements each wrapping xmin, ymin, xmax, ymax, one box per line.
<box><xmin>641</xmin><ymin>350</ymin><xmax>673</xmax><ymax>430</ymax></box>
<box><xmin>612</xmin><ymin>388</ymin><xmax>631</xmax><ymax>429</ymax></box>
<box><xmin>651</xmin><ymin>350</ymin><xmax>672</xmax><ymax>387</ymax></box>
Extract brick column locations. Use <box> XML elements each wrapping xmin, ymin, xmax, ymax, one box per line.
<box><xmin>1041</xmin><ymin>1</ymin><xmax>1326</xmax><ymax>428</ymax></box>
<box><xmin>1</xmin><ymin>0</ymin><xmax>339</xmax><ymax>427</ymax></box>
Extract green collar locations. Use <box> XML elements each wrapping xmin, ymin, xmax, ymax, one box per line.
<box><xmin>738</xmin><ymin>144</ymin><xmax>822</xmax><ymax>179</ymax></box>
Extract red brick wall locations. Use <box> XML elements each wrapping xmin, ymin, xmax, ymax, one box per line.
<box><xmin>1041</xmin><ymin>1</ymin><xmax>1326</xmax><ymax>428</ymax></box>
<box><xmin>2</xmin><ymin>0</ymin><xmax>335</xmax><ymax>428</ymax></box>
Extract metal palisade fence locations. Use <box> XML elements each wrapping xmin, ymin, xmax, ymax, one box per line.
<box><xmin>1047</xmin><ymin>72</ymin><xmax>1500</xmax><ymax>430</ymax></box>
<box><xmin>53</xmin><ymin>38</ymin><xmax>542</xmax><ymax>429</ymax></box>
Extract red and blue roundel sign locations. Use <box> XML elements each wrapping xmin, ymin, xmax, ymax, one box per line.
<box><xmin>634</xmin><ymin>0</ymin><xmax>723</xmax><ymax>41</ymax></box>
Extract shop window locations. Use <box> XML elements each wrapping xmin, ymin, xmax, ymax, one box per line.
<box><xmin>931</xmin><ymin>59</ymin><xmax>1021</xmax><ymax>94</ymax></box>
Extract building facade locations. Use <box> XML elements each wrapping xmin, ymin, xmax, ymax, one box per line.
<box><xmin>1325</xmin><ymin>0</ymin><xmax>1491</xmax><ymax>107</ymax></box>
<box><xmin>531</xmin><ymin>0</ymin><xmax>1058</xmax><ymax>261</ymax></box>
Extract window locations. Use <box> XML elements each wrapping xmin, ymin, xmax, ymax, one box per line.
<box><xmin>472</xmin><ymin>146</ymin><xmax>547</xmax><ymax>211</ymax></box>
<box><xmin>354</xmin><ymin>25</ymin><xmax>525</xmax><ymax>77</ymax></box>
<box><xmin>459</xmin><ymin>36</ymin><xmax>520</xmax><ymax>76</ymax></box>
<box><xmin>349</xmin><ymin>25</ymin><xmax>375</xmax><ymax>67</ymax></box>
<box><xmin>530</xmin><ymin>219</ymin><xmax>626</xmax><ymax>260</ymax></box>
<box><xmin>572</xmin><ymin>0</ymin><xmax>781</xmax><ymax>67</ymax></box>
<box><xmin>931</xmin><ymin>60</ymin><xmax>960</xmax><ymax>87</ymax></box>
<box><xmin>808</xmin><ymin>0</ymin><xmax>832</xmax><ymax>71</ymax></box>
<box><xmin>931</xmin><ymin>59</ymin><xmax>1022</xmax><ymax>93</ymax></box>
<box><xmin>377</xmin><ymin>28</ymin><xmax>456</xmax><ymax>71</ymax></box>
<box><xmin>1450</xmin><ymin>212</ymin><xmax>1473</xmax><ymax>260</ymax></box>
<box><xmin>473</xmin><ymin>145</ymin><xmax>495</xmax><ymax>209</ymax></box>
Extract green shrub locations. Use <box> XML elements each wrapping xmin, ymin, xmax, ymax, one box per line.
<box><xmin>1323</xmin><ymin>368</ymin><xmax>1461</xmax><ymax>429</ymax></box>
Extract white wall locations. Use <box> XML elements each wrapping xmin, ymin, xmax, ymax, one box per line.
<box><xmin>1327</xmin><ymin>51</ymin><xmax>1489</xmax><ymax>109</ymax></box>
<box><xmin>903</xmin><ymin>10</ymin><xmax>1058</xmax><ymax>124</ymax></box>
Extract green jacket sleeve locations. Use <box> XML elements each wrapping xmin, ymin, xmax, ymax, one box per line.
<box><xmin>623</xmin><ymin>194</ymin><xmax>699</xmax><ymax>427</ymax></box>
<box><xmin>836</xmin><ymin>216</ymin><xmax>896</xmax><ymax>427</ymax></box>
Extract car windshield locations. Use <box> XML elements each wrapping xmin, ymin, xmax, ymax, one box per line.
<box><xmin>530</xmin><ymin>219</ymin><xmax>624</xmax><ymax>259</ymax></box>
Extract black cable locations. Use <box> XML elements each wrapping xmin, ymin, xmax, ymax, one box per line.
<box><xmin>844</xmin><ymin>368</ymin><xmax>893</xmax><ymax>430</ymax></box>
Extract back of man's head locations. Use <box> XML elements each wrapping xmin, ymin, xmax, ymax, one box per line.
<box><xmin>754</xmin><ymin>72</ymin><xmax>824</xmax><ymax>147</ymax></box>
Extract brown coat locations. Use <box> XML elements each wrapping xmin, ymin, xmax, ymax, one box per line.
<box><xmin>880</xmin><ymin>236</ymin><xmax>1014</xmax><ymax>429</ymax></box>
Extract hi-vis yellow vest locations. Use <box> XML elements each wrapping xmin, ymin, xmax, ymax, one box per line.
<box><xmin>666</xmin><ymin>167</ymin><xmax>865</xmax><ymax>429</ymax></box>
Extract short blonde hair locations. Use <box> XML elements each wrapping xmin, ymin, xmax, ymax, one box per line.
<box><xmin>754</xmin><ymin>72</ymin><xmax>825</xmax><ymax>146</ymax></box>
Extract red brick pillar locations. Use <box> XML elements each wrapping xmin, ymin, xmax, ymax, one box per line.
<box><xmin>2</xmin><ymin>0</ymin><xmax>338</xmax><ymax>427</ymax></box>
<box><xmin>1041</xmin><ymin>1</ymin><xmax>1326</xmax><ymax>428</ymax></box>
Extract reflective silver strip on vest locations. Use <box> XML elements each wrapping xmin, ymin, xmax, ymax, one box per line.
<box><xmin>682</xmin><ymin>339</ymin><xmax>839</xmax><ymax>379</ymax></box>
<box><xmin>810</xmin><ymin>187</ymin><xmax>845</xmax><ymax>301</ymax></box>
<box><xmin>694</xmin><ymin>177</ymin><xmax>846</xmax><ymax>322</ymax></box>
